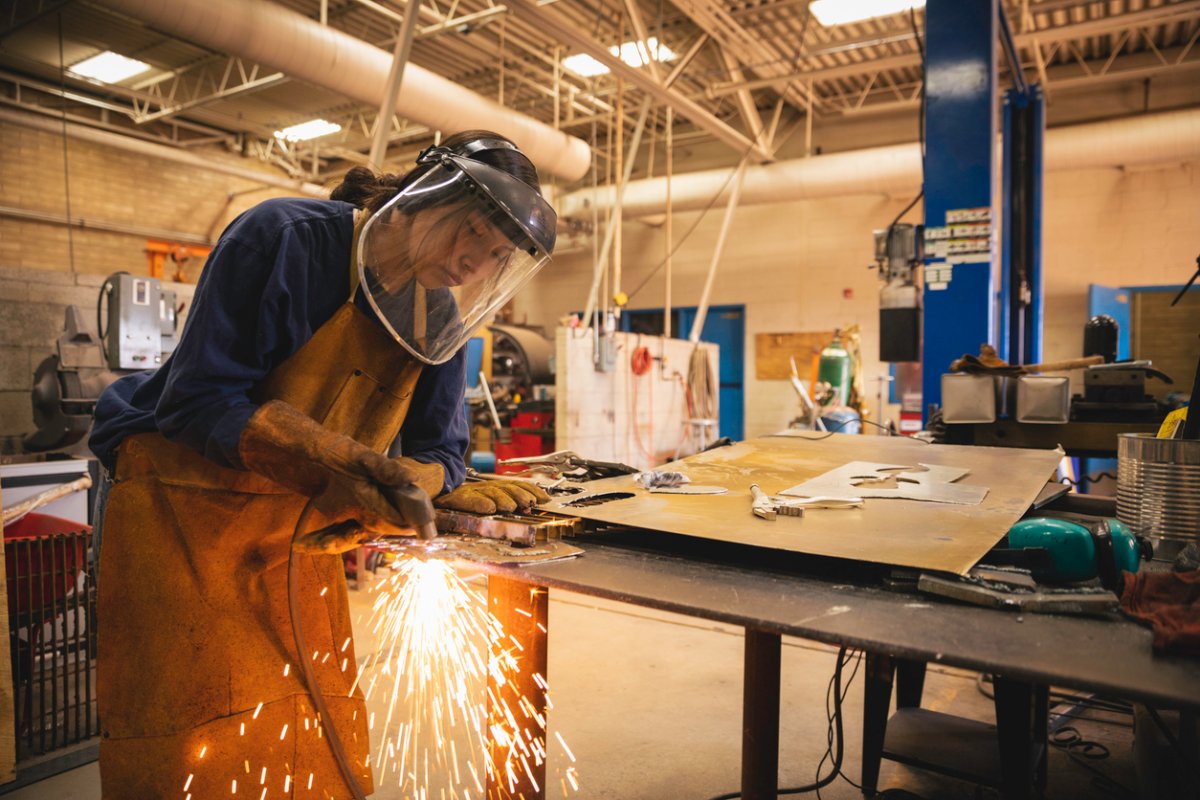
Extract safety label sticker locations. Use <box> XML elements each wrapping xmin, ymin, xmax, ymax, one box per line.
<box><xmin>945</xmin><ymin>207</ymin><xmax>991</xmax><ymax>224</ymax></box>
<box><xmin>925</xmin><ymin>263</ymin><xmax>953</xmax><ymax>291</ymax></box>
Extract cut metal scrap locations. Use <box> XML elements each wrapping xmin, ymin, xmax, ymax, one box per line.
<box><xmin>498</xmin><ymin>449</ymin><xmax>639</xmax><ymax>480</ymax></box>
<box><xmin>917</xmin><ymin>573</ymin><xmax>1117</xmax><ymax>614</ymax></box>
<box><xmin>647</xmin><ymin>485</ymin><xmax>728</xmax><ymax>495</ymax></box>
<box><xmin>434</xmin><ymin>509</ymin><xmax>582</xmax><ymax>546</ymax></box>
<box><xmin>635</xmin><ymin>470</ymin><xmax>690</xmax><ymax>489</ymax></box>
<box><xmin>373</xmin><ymin>535</ymin><xmax>583</xmax><ymax>566</ymax></box>
<box><xmin>775</xmin><ymin>496</ymin><xmax>863</xmax><ymax>510</ymax></box>
<box><xmin>780</xmin><ymin>461</ymin><xmax>988</xmax><ymax>505</ymax></box>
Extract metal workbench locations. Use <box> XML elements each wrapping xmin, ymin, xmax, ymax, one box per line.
<box><xmin>479</xmin><ymin>531</ymin><xmax>1200</xmax><ymax>800</ymax></box>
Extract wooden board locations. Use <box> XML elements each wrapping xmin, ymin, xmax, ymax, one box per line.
<box><xmin>541</xmin><ymin>433</ymin><xmax>1063</xmax><ymax>576</ymax></box>
<box><xmin>0</xmin><ymin>487</ymin><xmax>18</xmax><ymax>783</ymax></box>
<box><xmin>754</xmin><ymin>331</ymin><xmax>837</xmax><ymax>380</ymax></box>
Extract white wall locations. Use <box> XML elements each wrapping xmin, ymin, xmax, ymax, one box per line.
<box><xmin>555</xmin><ymin>328</ymin><xmax>719</xmax><ymax>471</ymax></box>
<box><xmin>515</xmin><ymin>158</ymin><xmax>1200</xmax><ymax>440</ymax></box>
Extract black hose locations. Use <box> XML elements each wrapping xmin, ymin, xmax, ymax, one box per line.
<box><xmin>289</xmin><ymin>501</ymin><xmax>369</xmax><ymax>800</ymax></box>
<box><xmin>96</xmin><ymin>272</ymin><xmax>126</xmax><ymax>365</ymax></box>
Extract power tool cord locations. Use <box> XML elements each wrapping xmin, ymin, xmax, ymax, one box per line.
<box><xmin>975</xmin><ymin>673</ymin><xmax>1136</xmax><ymax>798</ymax></box>
<box><xmin>289</xmin><ymin>501</ymin><xmax>369</xmax><ymax>800</ymax></box>
<box><xmin>705</xmin><ymin>647</ymin><xmax>859</xmax><ymax>800</ymax></box>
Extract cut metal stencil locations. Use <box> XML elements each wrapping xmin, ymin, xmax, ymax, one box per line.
<box><xmin>780</xmin><ymin>461</ymin><xmax>989</xmax><ymax>505</ymax></box>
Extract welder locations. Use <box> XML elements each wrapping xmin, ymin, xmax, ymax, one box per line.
<box><xmin>88</xmin><ymin>130</ymin><xmax>554</xmax><ymax>797</ymax></box>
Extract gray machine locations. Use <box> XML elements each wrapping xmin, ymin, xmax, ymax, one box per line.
<box><xmin>102</xmin><ymin>273</ymin><xmax>178</xmax><ymax>369</ymax></box>
<box><xmin>874</xmin><ymin>223</ymin><xmax>923</xmax><ymax>363</ymax></box>
<box><xmin>24</xmin><ymin>273</ymin><xmax>178</xmax><ymax>453</ymax></box>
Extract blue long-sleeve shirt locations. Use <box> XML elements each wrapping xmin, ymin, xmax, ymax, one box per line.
<box><xmin>89</xmin><ymin>197</ymin><xmax>468</xmax><ymax>493</ymax></box>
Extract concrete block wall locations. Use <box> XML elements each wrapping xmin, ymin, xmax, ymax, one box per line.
<box><xmin>0</xmin><ymin>265</ymin><xmax>197</xmax><ymax>444</ymax></box>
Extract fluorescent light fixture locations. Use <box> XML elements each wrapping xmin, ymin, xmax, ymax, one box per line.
<box><xmin>809</xmin><ymin>0</ymin><xmax>925</xmax><ymax>26</ymax></box>
<box><xmin>68</xmin><ymin>51</ymin><xmax>150</xmax><ymax>84</ymax></box>
<box><xmin>274</xmin><ymin>119</ymin><xmax>342</xmax><ymax>142</ymax></box>
<box><xmin>562</xmin><ymin>53</ymin><xmax>610</xmax><ymax>78</ymax></box>
<box><xmin>562</xmin><ymin>36</ymin><xmax>677</xmax><ymax>77</ymax></box>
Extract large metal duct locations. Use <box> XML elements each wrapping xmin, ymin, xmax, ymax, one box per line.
<box><xmin>97</xmin><ymin>0</ymin><xmax>592</xmax><ymax>182</ymax></box>
<box><xmin>562</xmin><ymin>106</ymin><xmax>1200</xmax><ymax>218</ymax></box>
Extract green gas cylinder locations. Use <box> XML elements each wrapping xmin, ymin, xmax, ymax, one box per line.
<box><xmin>818</xmin><ymin>334</ymin><xmax>853</xmax><ymax>407</ymax></box>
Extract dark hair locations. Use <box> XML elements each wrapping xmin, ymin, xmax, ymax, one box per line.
<box><xmin>330</xmin><ymin>130</ymin><xmax>541</xmax><ymax>213</ymax></box>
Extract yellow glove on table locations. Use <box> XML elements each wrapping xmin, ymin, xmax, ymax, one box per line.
<box><xmin>435</xmin><ymin>479</ymin><xmax>551</xmax><ymax>514</ymax></box>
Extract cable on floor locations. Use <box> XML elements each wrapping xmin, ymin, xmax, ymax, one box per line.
<box><xmin>705</xmin><ymin>647</ymin><xmax>867</xmax><ymax>800</ymax></box>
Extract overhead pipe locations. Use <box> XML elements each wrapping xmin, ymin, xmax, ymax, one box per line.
<box><xmin>0</xmin><ymin>107</ymin><xmax>326</xmax><ymax>196</ymax></box>
<box><xmin>97</xmin><ymin>0</ymin><xmax>591</xmax><ymax>181</ymax></box>
<box><xmin>561</xmin><ymin>106</ymin><xmax>1200</xmax><ymax>219</ymax></box>
<box><xmin>368</xmin><ymin>0</ymin><xmax>423</xmax><ymax>170</ymax></box>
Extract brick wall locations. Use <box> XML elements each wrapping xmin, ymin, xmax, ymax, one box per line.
<box><xmin>0</xmin><ymin>117</ymin><xmax>320</xmax><ymax>446</ymax></box>
<box><xmin>0</xmin><ymin>120</ymin><xmax>305</xmax><ymax>274</ymax></box>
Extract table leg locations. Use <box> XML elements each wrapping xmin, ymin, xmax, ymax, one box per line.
<box><xmin>487</xmin><ymin>576</ymin><xmax>549</xmax><ymax>800</ymax></box>
<box><xmin>993</xmin><ymin>676</ymin><xmax>1048</xmax><ymax>800</ymax></box>
<box><xmin>742</xmin><ymin>628</ymin><xmax>781</xmax><ymax>800</ymax></box>
<box><xmin>895</xmin><ymin>659</ymin><xmax>927</xmax><ymax>709</ymax></box>
<box><xmin>861</xmin><ymin>652</ymin><xmax>895</xmax><ymax>797</ymax></box>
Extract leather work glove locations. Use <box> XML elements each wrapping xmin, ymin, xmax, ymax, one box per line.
<box><xmin>239</xmin><ymin>400</ymin><xmax>444</xmax><ymax>551</ymax></box>
<box><xmin>434</xmin><ymin>479</ymin><xmax>551</xmax><ymax>515</ymax></box>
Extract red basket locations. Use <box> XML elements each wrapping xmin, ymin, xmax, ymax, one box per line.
<box><xmin>4</xmin><ymin>513</ymin><xmax>92</xmax><ymax>618</ymax></box>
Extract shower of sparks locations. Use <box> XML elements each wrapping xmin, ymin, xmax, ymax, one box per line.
<box><xmin>356</xmin><ymin>556</ymin><xmax>579</xmax><ymax>798</ymax></box>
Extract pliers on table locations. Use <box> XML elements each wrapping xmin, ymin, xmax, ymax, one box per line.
<box><xmin>750</xmin><ymin>484</ymin><xmax>864</xmax><ymax>520</ymax></box>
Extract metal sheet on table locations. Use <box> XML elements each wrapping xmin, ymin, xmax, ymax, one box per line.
<box><xmin>540</xmin><ymin>433</ymin><xmax>1062</xmax><ymax>575</ymax></box>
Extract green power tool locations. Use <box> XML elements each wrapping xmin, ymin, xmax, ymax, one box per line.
<box><xmin>1000</xmin><ymin>515</ymin><xmax>1153</xmax><ymax>591</ymax></box>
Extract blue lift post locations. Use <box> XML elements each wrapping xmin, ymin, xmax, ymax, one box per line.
<box><xmin>998</xmin><ymin>7</ymin><xmax>1046</xmax><ymax>367</ymax></box>
<box><xmin>921</xmin><ymin>0</ymin><xmax>999</xmax><ymax>418</ymax></box>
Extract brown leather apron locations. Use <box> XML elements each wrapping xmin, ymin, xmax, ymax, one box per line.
<box><xmin>98</xmin><ymin>301</ymin><xmax>423</xmax><ymax>799</ymax></box>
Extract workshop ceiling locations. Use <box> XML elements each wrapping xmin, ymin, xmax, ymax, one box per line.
<box><xmin>2</xmin><ymin>0</ymin><xmax>1198</xmax><ymax>184</ymax></box>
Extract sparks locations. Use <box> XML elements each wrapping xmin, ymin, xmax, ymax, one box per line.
<box><xmin>354</xmin><ymin>555</ymin><xmax>580</xmax><ymax>798</ymax></box>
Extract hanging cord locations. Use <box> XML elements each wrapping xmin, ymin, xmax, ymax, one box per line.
<box><xmin>631</xmin><ymin>344</ymin><xmax>654</xmax><ymax>375</ymax></box>
<box><xmin>688</xmin><ymin>346</ymin><xmax>717</xmax><ymax>422</ymax></box>
<box><xmin>96</xmin><ymin>271</ymin><xmax>129</xmax><ymax>365</ymax></box>
<box><xmin>289</xmin><ymin>502</ymin><xmax>369</xmax><ymax>800</ymax></box>
<box><xmin>886</xmin><ymin>7</ymin><xmax>927</xmax><ymax>230</ymax></box>
<box><xmin>56</xmin><ymin>13</ymin><xmax>76</xmax><ymax>273</ymax></box>
<box><xmin>629</xmin><ymin>343</ymin><xmax>658</xmax><ymax>461</ymax></box>
<box><xmin>1058</xmin><ymin>471</ymin><xmax>1118</xmax><ymax>488</ymax></box>
<box><xmin>626</xmin><ymin>148</ymin><xmax>753</xmax><ymax>304</ymax></box>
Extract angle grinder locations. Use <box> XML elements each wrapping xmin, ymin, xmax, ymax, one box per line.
<box><xmin>989</xmin><ymin>514</ymin><xmax>1153</xmax><ymax>592</ymax></box>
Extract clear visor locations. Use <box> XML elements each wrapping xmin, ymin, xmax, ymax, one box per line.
<box><xmin>358</xmin><ymin>160</ymin><xmax>552</xmax><ymax>365</ymax></box>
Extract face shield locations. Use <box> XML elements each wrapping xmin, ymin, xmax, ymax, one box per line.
<box><xmin>357</xmin><ymin>151</ymin><xmax>556</xmax><ymax>365</ymax></box>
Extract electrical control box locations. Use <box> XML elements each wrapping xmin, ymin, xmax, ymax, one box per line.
<box><xmin>105</xmin><ymin>274</ymin><xmax>164</xmax><ymax>370</ymax></box>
